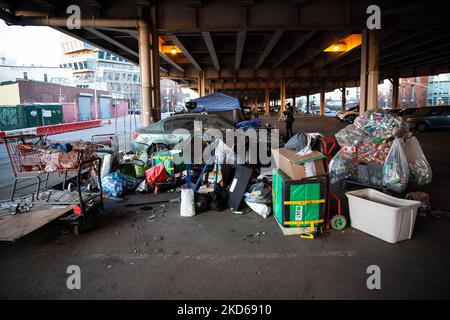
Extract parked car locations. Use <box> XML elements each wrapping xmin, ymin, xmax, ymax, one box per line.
<box><xmin>132</xmin><ymin>114</ymin><xmax>236</xmax><ymax>152</ymax></box>
<box><xmin>398</xmin><ymin>107</ymin><xmax>419</xmax><ymax>117</ymax></box>
<box><xmin>404</xmin><ymin>106</ymin><xmax>450</xmax><ymax>132</ymax></box>
<box><xmin>174</xmin><ymin>105</ymin><xmax>187</xmax><ymax>114</ymax></box>
<box><xmin>336</xmin><ymin>106</ymin><xmax>359</xmax><ymax>123</ymax></box>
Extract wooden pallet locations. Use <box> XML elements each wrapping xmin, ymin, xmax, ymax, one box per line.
<box><xmin>0</xmin><ymin>204</ymin><xmax>74</xmax><ymax>241</ymax></box>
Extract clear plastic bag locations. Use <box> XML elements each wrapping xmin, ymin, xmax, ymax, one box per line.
<box><xmin>404</xmin><ymin>137</ymin><xmax>432</xmax><ymax>186</ymax></box>
<box><xmin>329</xmin><ymin>151</ymin><xmax>357</xmax><ymax>184</ymax></box>
<box><xmin>244</xmin><ymin>182</ymin><xmax>272</xmax><ymax>204</ymax></box>
<box><xmin>335</xmin><ymin>124</ymin><xmax>365</xmax><ymax>147</ymax></box>
<box><xmin>355</xmin><ymin>111</ymin><xmax>408</xmax><ymax>140</ymax></box>
<box><xmin>382</xmin><ymin>138</ymin><xmax>409</xmax><ymax>193</ymax></box>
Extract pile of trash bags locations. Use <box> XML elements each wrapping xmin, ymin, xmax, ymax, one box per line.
<box><xmin>101</xmin><ymin>171</ymin><xmax>141</xmax><ymax>198</ymax></box>
<box><xmin>244</xmin><ymin>181</ymin><xmax>272</xmax><ymax>218</ymax></box>
<box><xmin>330</xmin><ymin>111</ymin><xmax>432</xmax><ymax>192</ymax></box>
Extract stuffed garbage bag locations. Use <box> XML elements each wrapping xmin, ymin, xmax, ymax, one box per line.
<box><xmin>101</xmin><ymin>171</ymin><xmax>127</xmax><ymax>197</ymax></box>
<box><xmin>145</xmin><ymin>164</ymin><xmax>170</xmax><ymax>186</ymax></box>
<box><xmin>329</xmin><ymin>151</ymin><xmax>357</xmax><ymax>184</ymax></box>
<box><xmin>180</xmin><ymin>188</ymin><xmax>196</xmax><ymax>217</ymax></box>
<box><xmin>404</xmin><ymin>137</ymin><xmax>432</xmax><ymax>186</ymax></box>
<box><xmin>244</xmin><ymin>182</ymin><xmax>272</xmax><ymax>218</ymax></box>
<box><xmin>382</xmin><ymin>138</ymin><xmax>409</xmax><ymax>193</ymax></box>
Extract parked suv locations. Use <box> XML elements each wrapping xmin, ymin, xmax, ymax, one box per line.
<box><xmin>405</xmin><ymin>106</ymin><xmax>450</xmax><ymax>131</ymax></box>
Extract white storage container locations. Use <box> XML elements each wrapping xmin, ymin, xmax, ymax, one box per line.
<box><xmin>345</xmin><ymin>188</ymin><xmax>421</xmax><ymax>244</ymax></box>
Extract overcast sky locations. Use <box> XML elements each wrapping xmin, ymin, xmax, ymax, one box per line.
<box><xmin>0</xmin><ymin>19</ymin><xmax>62</xmax><ymax>67</ymax></box>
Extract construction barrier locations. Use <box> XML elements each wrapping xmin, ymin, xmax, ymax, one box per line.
<box><xmin>0</xmin><ymin>120</ymin><xmax>102</xmax><ymax>140</ymax></box>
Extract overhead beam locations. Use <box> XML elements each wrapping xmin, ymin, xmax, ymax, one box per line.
<box><xmin>84</xmin><ymin>27</ymin><xmax>139</xmax><ymax>58</ymax></box>
<box><xmin>95</xmin><ymin>26</ymin><xmax>139</xmax><ymax>37</ymax></box>
<box><xmin>202</xmin><ymin>31</ymin><xmax>220</xmax><ymax>71</ymax></box>
<box><xmin>82</xmin><ymin>0</ymin><xmax>102</xmax><ymax>8</ymax></box>
<box><xmin>391</xmin><ymin>50</ymin><xmax>450</xmax><ymax>69</ymax></box>
<box><xmin>159</xmin><ymin>52</ymin><xmax>185</xmax><ymax>72</ymax></box>
<box><xmin>272</xmin><ymin>31</ymin><xmax>317</xmax><ymax>69</ymax></box>
<box><xmin>171</xmin><ymin>35</ymin><xmax>202</xmax><ymax>71</ymax></box>
<box><xmin>380</xmin><ymin>34</ymin><xmax>450</xmax><ymax>67</ymax></box>
<box><xmin>294</xmin><ymin>31</ymin><xmax>347</xmax><ymax>69</ymax></box>
<box><xmin>235</xmin><ymin>30</ymin><xmax>247</xmax><ymax>71</ymax></box>
<box><xmin>31</xmin><ymin>0</ymin><xmax>55</xmax><ymax>9</ymax></box>
<box><xmin>337</xmin><ymin>29</ymin><xmax>431</xmax><ymax>69</ymax></box>
<box><xmin>255</xmin><ymin>30</ymin><xmax>284</xmax><ymax>70</ymax></box>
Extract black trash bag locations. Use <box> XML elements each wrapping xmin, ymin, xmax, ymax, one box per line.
<box><xmin>194</xmin><ymin>192</ymin><xmax>210</xmax><ymax>213</ymax></box>
<box><xmin>209</xmin><ymin>186</ymin><xmax>228</xmax><ymax>211</ymax></box>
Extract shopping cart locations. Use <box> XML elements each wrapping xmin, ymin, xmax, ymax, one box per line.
<box><xmin>2</xmin><ymin>135</ymin><xmax>103</xmax><ymax>233</ymax></box>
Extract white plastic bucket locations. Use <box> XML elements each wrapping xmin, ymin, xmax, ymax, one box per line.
<box><xmin>345</xmin><ymin>188</ymin><xmax>421</xmax><ymax>244</ymax></box>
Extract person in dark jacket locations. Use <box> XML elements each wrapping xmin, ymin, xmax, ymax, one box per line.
<box><xmin>283</xmin><ymin>103</ymin><xmax>294</xmax><ymax>138</ymax></box>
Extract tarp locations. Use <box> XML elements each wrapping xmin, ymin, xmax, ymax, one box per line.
<box><xmin>191</xmin><ymin>93</ymin><xmax>241</xmax><ymax>112</ymax></box>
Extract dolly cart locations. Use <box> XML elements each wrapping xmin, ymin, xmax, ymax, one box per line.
<box><xmin>321</xmin><ymin>136</ymin><xmax>347</xmax><ymax>231</ymax></box>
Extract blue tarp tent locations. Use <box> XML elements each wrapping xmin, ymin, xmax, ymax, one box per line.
<box><xmin>191</xmin><ymin>93</ymin><xmax>241</xmax><ymax>112</ymax></box>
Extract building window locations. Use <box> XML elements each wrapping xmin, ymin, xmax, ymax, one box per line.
<box><xmin>44</xmin><ymin>74</ymin><xmax>48</xmax><ymax>82</ymax></box>
<box><xmin>23</xmin><ymin>72</ymin><xmax>28</xmax><ymax>80</ymax></box>
<box><xmin>402</xmin><ymin>86</ymin><xmax>406</xmax><ymax>103</ymax></box>
<box><xmin>410</xmin><ymin>85</ymin><xmax>415</xmax><ymax>103</ymax></box>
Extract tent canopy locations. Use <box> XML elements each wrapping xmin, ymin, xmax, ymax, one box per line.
<box><xmin>191</xmin><ymin>93</ymin><xmax>241</xmax><ymax>112</ymax></box>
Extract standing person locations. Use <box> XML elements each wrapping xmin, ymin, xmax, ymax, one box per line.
<box><xmin>283</xmin><ymin>103</ymin><xmax>294</xmax><ymax>138</ymax></box>
<box><xmin>252</xmin><ymin>105</ymin><xmax>259</xmax><ymax>119</ymax></box>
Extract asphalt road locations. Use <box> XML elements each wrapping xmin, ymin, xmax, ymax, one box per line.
<box><xmin>0</xmin><ymin>115</ymin><xmax>449</xmax><ymax>299</ymax></box>
<box><xmin>0</xmin><ymin>115</ymin><xmax>141</xmax><ymax>197</ymax></box>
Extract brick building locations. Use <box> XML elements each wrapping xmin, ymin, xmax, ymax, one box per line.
<box><xmin>0</xmin><ymin>79</ymin><xmax>128</xmax><ymax>122</ymax></box>
<box><xmin>398</xmin><ymin>76</ymin><xmax>429</xmax><ymax>108</ymax></box>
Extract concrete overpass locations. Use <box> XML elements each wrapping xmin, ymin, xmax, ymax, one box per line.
<box><xmin>1</xmin><ymin>0</ymin><xmax>450</xmax><ymax>125</ymax></box>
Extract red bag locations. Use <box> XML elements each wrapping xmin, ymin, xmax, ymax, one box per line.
<box><xmin>145</xmin><ymin>164</ymin><xmax>169</xmax><ymax>186</ymax></box>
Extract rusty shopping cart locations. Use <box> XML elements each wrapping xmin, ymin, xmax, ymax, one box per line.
<box><xmin>2</xmin><ymin>135</ymin><xmax>103</xmax><ymax>234</ymax></box>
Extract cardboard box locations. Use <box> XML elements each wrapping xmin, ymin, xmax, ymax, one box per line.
<box><xmin>272</xmin><ymin>148</ymin><xmax>325</xmax><ymax>180</ymax></box>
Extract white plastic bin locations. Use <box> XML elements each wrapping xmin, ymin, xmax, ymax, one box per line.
<box><xmin>345</xmin><ymin>189</ymin><xmax>421</xmax><ymax>244</ymax></box>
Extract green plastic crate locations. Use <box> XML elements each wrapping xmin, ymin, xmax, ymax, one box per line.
<box><xmin>272</xmin><ymin>169</ymin><xmax>327</xmax><ymax>228</ymax></box>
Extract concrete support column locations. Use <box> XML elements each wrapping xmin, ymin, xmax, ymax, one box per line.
<box><xmin>291</xmin><ymin>90</ymin><xmax>296</xmax><ymax>109</ymax></box>
<box><xmin>138</xmin><ymin>24</ymin><xmax>153</xmax><ymax>127</ymax></box>
<box><xmin>360</xmin><ymin>29</ymin><xmax>380</xmax><ymax>114</ymax></box>
<box><xmin>341</xmin><ymin>86</ymin><xmax>346</xmax><ymax>111</ymax></box>
<box><xmin>150</xmin><ymin>16</ymin><xmax>161</xmax><ymax>121</ymax></box>
<box><xmin>280</xmin><ymin>79</ymin><xmax>286</xmax><ymax>114</ymax></box>
<box><xmin>265</xmin><ymin>87</ymin><xmax>270</xmax><ymax>115</ymax></box>
<box><xmin>391</xmin><ymin>76</ymin><xmax>399</xmax><ymax>109</ymax></box>
<box><xmin>320</xmin><ymin>82</ymin><xmax>325</xmax><ymax>116</ymax></box>
<box><xmin>306</xmin><ymin>93</ymin><xmax>310</xmax><ymax>114</ymax></box>
<box><xmin>367</xmin><ymin>31</ymin><xmax>380</xmax><ymax>111</ymax></box>
<box><xmin>198</xmin><ymin>71</ymin><xmax>206</xmax><ymax>97</ymax></box>
<box><xmin>359</xmin><ymin>29</ymin><xmax>369</xmax><ymax>115</ymax></box>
